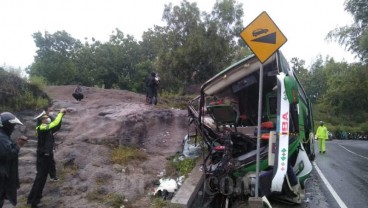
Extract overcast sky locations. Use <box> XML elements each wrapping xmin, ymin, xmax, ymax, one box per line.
<box><xmin>0</xmin><ymin>0</ymin><xmax>356</xmax><ymax>70</ymax></box>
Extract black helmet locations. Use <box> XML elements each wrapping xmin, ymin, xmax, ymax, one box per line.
<box><xmin>0</xmin><ymin>112</ymin><xmax>23</xmax><ymax>136</ymax></box>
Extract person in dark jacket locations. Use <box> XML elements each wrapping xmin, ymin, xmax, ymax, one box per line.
<box><xmin>145</xmin><ymin>72</ymin><xmax>159</xmax><ymax>105</ymax></box>
<box><xmin>27</xmin><ymin>108</ymin><xmax>66</xmax><ymax>207</ymax></box>
<box><xmin>0</xmin><ymin>112</ymin><xmax>27</xmax><ymax>208</ymax></box>
<box><xmin>72</xmin><ymin>84</ymin><xmax>84</xmax><ymax>101</ymax></box>
<box><xmin>34</xmin><ymin>107</ymin><xmax>60</xmax><ymax>181</ymax></box>
<box><xmin>144</xmin><ymin>75</ymin><xmax>150</xmax><ymax>105</ymax></box>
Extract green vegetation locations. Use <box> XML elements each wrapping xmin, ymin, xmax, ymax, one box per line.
<box><xmin>327</xmin><ymin>0</ymin><xmax>368</xmax><ymax>63</ymax></box>
<box><xmin>28</xmin><ymin>75</ymin><xmax>48</xmax><ymax>91</ymax></box>
<box><xmin>2</xmin><ymin>0</ymin><xmax>368</xmax><ymax>136</ymax></box>
<box><xmin>95</xmin><ymin>174</ymin><xmax>111</xmax><ymax>186</ymax></box>
<box><xmin>291</xmin><ymin>0</ymin><xmax>368</xmax><ymax>135</ymax></box>
<box><xmin>86</xmin><ymin>190</ymin><xmax>125</xmax><ymax>208</ymax></box>
<box><xmin>159</xmin><ymin>92</ymin><xmax>197</xmax><ymax>109</ymax></box>
<box><xmin>59</xmin><ymin>162</ymin><xmax>79</xmax><ymax>178</ymax></box>
<box><xmin>110</xmin><ymin>146</ymin><xmax>147</xmax><ymax>165</ymax></box>
<box><xmin>292</xmin><ymin>56</ymin><xmax>368</xmax><ymax>136</ymax></box>
<box><xmin>0</xmin><ymin>68</ymin><xmax>50</xmax><ymax>112</ymax></box>
<box><xmin>25</xmin><ymin>0</ymin><xmax>248</xmax><ymax>93</ymax></box>
<box><xmin>151</xmin><ymin>196</ymin><xmax>182</xmax><ymax>208</ymax></box>
<box><xmin>14</xmin><ymin>197</ymin><xmax>30</xmax><ymax>208</ymax></box>
<box><xmin>166</xmin><ymin>154</ymin><xmax>199</xmax><ymax>177</ymax></box>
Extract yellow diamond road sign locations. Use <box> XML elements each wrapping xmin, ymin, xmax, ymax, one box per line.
<box><xmin>240</xmin><ymin>11</ymin><xmax>287</xmax><ymax>63</ymax></box>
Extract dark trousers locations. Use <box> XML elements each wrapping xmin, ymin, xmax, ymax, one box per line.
<box><xmin>0</xmin><ymin>176</ymin><xmax>15</xmax><ymax>208</ymax></box>
<box><xmin>72</xmin><ymin>93</ymin><xmax>84</xmax><ymax>101</ymax></box>
<box><xmin>0</xmin><ymin>178</ymin><xmax>4</xmax><ymax>208</ymax></box>
<box><xmin>147</xmin><ymin>87</ymin><xmax>158</xmax><ymax>105</ymax></box>
<box><xmin>27</xmin><ymin>153</ymin><xmax>53</xmax><ymax>206</ymax></box>
<box><xmin>49</xmin><ymin>154</ymin><xmax>56</xmax><ymax>179</ymax></box>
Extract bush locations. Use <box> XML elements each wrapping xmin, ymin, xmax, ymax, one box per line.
<box><xmin>166</xmin><ymin>154</ymin><xmax>198</xmax><ymax>177</ymax></box>
<box><xmin>159</xmin><ymin>92</ymin><xmax>196</xmax><ymax>109</ymax></box>
<box><xmin>0</xmin><ymin>71</ymin><xmax>50</xmax><ymax>112</ymax></box>
<box><xmin>110</xmin><ymin>146</ymin><xmax>147</xmax><ymax>165</ymax></box>
<box><xmin>29</xmin><ymin>76</ymin><xmax>47</xmax><ymax>90</ymax></box>
<box><xmin>86</xmin><ymin>190</ymin><xmax>125</xmax><ymax>208</ymax></box>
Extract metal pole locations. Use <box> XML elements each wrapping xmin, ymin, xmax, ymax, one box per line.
<box><xmin>255</xmin><ymin>62</ymin><xmax>263</xmax><ymax>198</ymax></box>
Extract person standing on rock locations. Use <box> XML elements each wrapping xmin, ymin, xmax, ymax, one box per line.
<box><xmin>144</xmin><ymin>74</ymin><xmax>151</xmax><ymax>105</ymax></box>
<box><xmin>34</xmin><ymin>107</ymin><xmax>60</xmax><ymax>182</ymax></box>
<box><xmin>0</xmin><ymin>112</ymin><xmax>28</xmax><ymax>208</ymax></box>
<box><xmin>72</xmin><ymin>84</ymin><xmax>84</xmax><ymax>101</ymax></box>
<box><xmin>27</xmin><ymin>108</ymin><xmax>66</xmax><ymax>207</ymax></box>
<box><xmin>146</xmin><ymin>72</ymin><xmax>159</xmax><ymax>105</ymax></box>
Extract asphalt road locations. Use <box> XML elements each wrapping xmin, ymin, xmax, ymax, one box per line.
<box><xmin>269</xmin><ymin>139</ymin><xmax>368</xmax><ymax>208</ymax></box>
<box><xmin>313</xmin><ymin>139</ymin><xmax>368</xmax><ymax>208</ymax></box>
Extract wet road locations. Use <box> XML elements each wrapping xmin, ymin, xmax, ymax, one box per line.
<box><xmin>313</xmin><ymin>140</ymin><xmax>368</xmax><ymax>208</ymax></box>
<box><xmin>266</xmin><ymin>140</ymin><xmax>368</xmax><ymax>208</ymax></box>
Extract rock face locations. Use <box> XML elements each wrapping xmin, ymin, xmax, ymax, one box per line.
<box><xmin>5</xmin><ymin>85</ymin><xmax>188</xmax><ymax>208</ymax></box>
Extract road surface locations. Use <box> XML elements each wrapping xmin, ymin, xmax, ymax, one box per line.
<box><xmin>313</xmin><ymin>139</ymin><xmax>368</xmax><ymax>208</ymax></box>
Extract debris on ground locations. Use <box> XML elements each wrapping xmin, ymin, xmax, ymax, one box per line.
<box><xmin>182</xmin><ymin>135</ymin><xmax>201</xmax><ymax>158</ymax></box>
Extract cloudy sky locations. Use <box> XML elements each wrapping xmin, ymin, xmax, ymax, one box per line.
<box><xmin>0</xmin><ymin>0</ymin><xmax>357</xmax><ymax>70</ymax></box>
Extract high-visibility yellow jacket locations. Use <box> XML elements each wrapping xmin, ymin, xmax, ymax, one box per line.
<box><xmin>36</xmin><ymin>112</ymin><xmax>64</xmax><ymax>155</ymax></box>
<box><xmin>316</xmin><ymin>125</ymin><xmax>328</xmax><ymax>140</ymax></box>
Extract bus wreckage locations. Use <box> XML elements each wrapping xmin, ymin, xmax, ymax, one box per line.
<box><xmin>187</xmin><ymin>51</ymin><xmax>316</xmax><ymax>207</ymax></box>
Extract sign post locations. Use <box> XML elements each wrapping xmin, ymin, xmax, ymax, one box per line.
<box><xmin>240</xmin><ymin>11</ymin><xmax>287</xmax><ymax>63</ymax></box>
<box><xmin>239</xmin><ymin>11</ymin><xmax>287</xmax><ymax>199</ymax></box>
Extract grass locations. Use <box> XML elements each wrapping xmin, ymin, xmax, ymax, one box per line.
<box><xmin>15</xmin><ymin>197</ymin><xmax>30</xmax><ymax>208</ymax></box>
<box><xmin>158</xmin><ymin>92</ymin><xmax>196</xmax><ymax>110</ymax></box>
<box><xmin>86</xmin><ymin>190</ymin><xmax>126</xmax><ymax>208</ymax></box>
<box><xmin>166</xmin><ymin>153</ymin><xmax>199</xmax><ymax>178</ymax></box>
<box><xmin>0</xmin><ymin>71</ymin><xmax>50</xmax><ymax>112</ymax></box>
<box><xmin>59</xmin><ymin>162</ymin><xmax>79</xmax><ymax>178</ymax></box>
<box><xmin>151</xmin><ymin>196</ymin><xmax>182</xmax><ymax>208</ymax></box>
<box><xmin>95</xmin><ymin>174</ymin><xmax>111</xmax><ymax>186</ymax></box>
<box><xmin>110</xmin><ymin>146</ymin><xmax>147</xmax><ymax>165</ymax></box>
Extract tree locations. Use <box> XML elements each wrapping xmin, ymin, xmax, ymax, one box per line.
<box><xmin>300</xmin><ymin>55</ymin><xmax>328</xmax><ymax>103</ymax></box>
<box><xmin>26</xmin><ymin>1</ymin><xmax>250</xmax><ymax>93</ymax></box>
<box><xmin>27</xmin><ymin>31</ymin><xmax>82</xmax><ymax>85</ymax></box>
<box><xmin>327</xmin><ymin>0</ymin><xmax>368</xmax><ymax>63</ymax></box>
<box><xmin>323</xmin><ymin>61</ymin><xmax>368</xmax><ymax>122</ymax></box>
<box><xmin>146</xmin><ymin>0</ymin><xmax>248</xmax><ymax>92</ymax></box>
<box><xmin>73</xmin><ymin>39</ymin><xmax>100</xmax><ymax>86</ymax></box>
<box><xmin>290</xmin><ymin>57</ymin><xmax>315</xmax><ymax>102</ymax></box>
<box><xmin>92</xmin><ymin>29</ymin><xmax>143</xmax><ymax>90</ymax></box>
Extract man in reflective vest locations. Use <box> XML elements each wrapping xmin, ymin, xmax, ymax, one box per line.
<box><xmin>316</xmin><ymin>121</ymin><xmax>328</xmax><ymax>154</ymax></box>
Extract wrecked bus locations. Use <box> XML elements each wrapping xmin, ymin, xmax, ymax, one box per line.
<box><xmin>187</xmin><ymin>51</ymin><xmax>316</xmax><ymax>207</ymax></box>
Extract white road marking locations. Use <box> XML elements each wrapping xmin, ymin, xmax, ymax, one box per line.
<box><xmin>313</xmin><ymin>162</ymin><xmax>348</xmax><ymax>208</ymax></box>
<box><xmin>337</xmin><ymin>144</ymin><xmax>368</xmax><ymax>160</ymax></box>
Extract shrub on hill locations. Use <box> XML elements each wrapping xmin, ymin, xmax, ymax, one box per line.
<box><xmin>0</xmin><ymin>68</ymin><xmax>50</xmax><ymax>112</ymax></box>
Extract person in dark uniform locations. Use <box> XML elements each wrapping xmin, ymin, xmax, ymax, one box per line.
<box><xmin>0</xmin><ymin>112</ymin><xmax>27</xmax><ymax>208</ymax></box>
<box><xmin>27</xmin><ymin>108</ymin><xmax>66</xmax><ymax>208</ymax></box>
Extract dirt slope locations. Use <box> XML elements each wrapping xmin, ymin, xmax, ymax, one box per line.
<box><xmin>5</xmin><ymin>85</ymin><xmax>188</xmax><ymax>208</ymax></box>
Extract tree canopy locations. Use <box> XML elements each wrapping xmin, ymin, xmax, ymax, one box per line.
<box><xmin>26</xmin><ymin>0</ymin><xmax>249</xmax><ymax>93</ymax></box>
<box><xmin>21</xmin><ymin>0</ymin><xmax>368</xmax><ymax>136</ymax></box>
<box><xmin>327</xmin><ymin>0</ymin><xmax>368</xmax><ymax>63</ymax></box>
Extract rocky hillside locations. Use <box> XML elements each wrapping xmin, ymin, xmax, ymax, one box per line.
<box><xmin>5</xmin><ymin>85</ymin><xmax>188</xmax><ymax>208</ymax></box>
